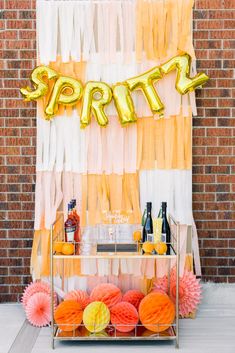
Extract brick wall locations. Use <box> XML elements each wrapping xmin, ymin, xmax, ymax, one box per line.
<box><xmin>193</xmin><ymin>0</ymin><xmax>235</xmax><ymax>283</ymax></box>
<box><xmin>0</xmin><ymin>0</ymin><xmax>37</xmax><ymax>302</ymax></box>
<box><xmin>0</xmin><ymin>0</ymin><xmax>234</xmax><ymax>302</ymax></box>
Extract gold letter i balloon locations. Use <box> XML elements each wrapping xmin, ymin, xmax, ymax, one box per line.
<box><xmin>80</xmin><ymin>82</ymin><xmax>112</xmax><ymax>128</ymax></box>
<box><xmin>113</xmin><ymin>83</ymin><xmax>137</xmax><ymax>126</ymax></box>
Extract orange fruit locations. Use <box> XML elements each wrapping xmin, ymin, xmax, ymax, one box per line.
<box><xmin>142</xmin><ymin>242</ymin><xmax>155</xmax><ymax>254</ymax></box>
<box><xmin>61</xmin><ymin>242</ymin><xmax>75</xmax><ymax>255</ymax></box>
<box><xmin>133</xmin><ymin>230</ymin><xmax>142</xmax><ymax>242</ymax></box>
<box><xmin>154</xmin><ymin>242</ymin><xmax>167</xmax><ymax>255</ymax></box>
<box><xmin>53</xmin><ymin>242</ymin><xmax>63</xmax><ymax>253</ymax></box>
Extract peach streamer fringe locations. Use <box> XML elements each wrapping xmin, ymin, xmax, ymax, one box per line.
<box><xmin>136</xmin><ymin>0</ymin><xmax>195</xmax><ymax>62</ymax></box>
<box><xmin>137</xmin><ymin>113</ymin><xmax>192</xmax><ymax>170</ymax></box>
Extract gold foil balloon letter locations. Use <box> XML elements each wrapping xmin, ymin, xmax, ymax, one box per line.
<box><xmin>81</xmin><ymin>82</ymin><xmax>112</xmax><ymax>128</ymax></box>
<box><xmin>45</xmin><ymin>76</ymin><xmax>83</xmax><ymax>118</ymax></box>
<box><xmin>160</xmin><ymin>53</ymin><xmax>209</xmax><ymax>95</ymax></box>
<box><xmin>126</xmin><ymin>66</ymin><xmax>164</xmax><ymax>115</ymax></box>
<box><xmin>20</xmin><ymin>66</ymin><xmax>58</xmax><ymax>101</ymax></box>
<box><xmin>113</xmin><ymin>83</ymin><xmax>137</xmax><ymax>126</ymax></box>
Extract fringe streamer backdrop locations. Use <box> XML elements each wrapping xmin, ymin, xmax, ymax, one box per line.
<box><xmin>31</xmin><ymin>0</ymin><xmax>201</xmax><ymax>289</ymax></box>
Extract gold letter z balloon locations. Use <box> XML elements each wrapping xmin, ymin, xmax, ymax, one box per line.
<box><xmin>20</xmin><ymin>66</ymin><xmax>58</xmax><ymax>101</ymax></box>
<box><xmin>80</xmin><ymin>82</ymin><xmax>112</xmax><ymax>128</ymax></box>
<box><xmin>126</xmin><ymin>66</ymin><xmax>164</xmax><ymax>116</ymax></box>
<box><xmin>113</xmin><ymin>83</ymin><xmax>137</xmax><ymax>126</ymax></box>
<box><xmin>160</xmin><ymin>53</ymin><xmax>209</xmax><ymax>95</ymax></box>
<box><xmin>45</xmin><ymin>76</ymin><xmax>83</xmax><ymax>119</ymax></box>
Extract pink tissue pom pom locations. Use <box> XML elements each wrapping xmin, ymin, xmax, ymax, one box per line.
<box><xmin>64</xmin><ymin>289</ymin><xmax>90</xmax><ymax>310</ymax></box>
<box><xmin>21</xmin><ymin>281</ymin><xmax>57</xmax><ymax>309</ymax></box>
<box><xmin>26</xmin><ymin>292</ymin><xmax>51</xmax><ymax>327</ymax></box>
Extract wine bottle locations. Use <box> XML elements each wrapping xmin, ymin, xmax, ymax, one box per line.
<box><xmin>64</xmin><ymin>202</ymin><xmax>76</xmax><ymax>242</ymax></box>
<box><xmin>142</xmin><ymin>202</ymin><xmax>153</xmax><ymax>243</ymax></box>
<box><xmin>161</xmin><ymin>202</ymin><xmax>171</xmax><ymax>255</ymax></box>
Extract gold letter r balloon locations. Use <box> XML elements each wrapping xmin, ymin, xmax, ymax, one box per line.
<box><xmin>81</xmin><ymin>82</ymin><xmax>112</xmax><ymax>128</ymax></box>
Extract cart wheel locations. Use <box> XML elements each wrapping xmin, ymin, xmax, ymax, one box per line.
<box><xmin>175</xmin><ymin>340</ymin><xmax>179</xmax><ymax>349</ymax></box>
<box><xmin>51</xmin><ymin>338</ymin><xmax>55</xmax><ymax>350</ymax></box>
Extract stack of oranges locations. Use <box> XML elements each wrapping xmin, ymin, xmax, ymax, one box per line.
<box><xmin>53</xmin><ymin>242</ymin><xmax>75</xmax><ymax>255</ymax></box>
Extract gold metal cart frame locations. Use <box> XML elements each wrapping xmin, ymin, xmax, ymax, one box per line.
<box><xmin>50</xmin><ymin>214</ymin><xmax>179</xmax><ymax>349</ymax></box>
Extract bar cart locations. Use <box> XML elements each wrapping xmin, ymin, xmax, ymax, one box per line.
<box><xmin>50</xmin><ymin>214</ymin><xmax>180</xmax><ymax>349</ymax></box>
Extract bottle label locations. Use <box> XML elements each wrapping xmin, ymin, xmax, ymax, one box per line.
<box><xmin>147</xmin><ymin>233</ymin><xmax>154</xmax><ymax>243</ymax></box>
<box><xmin>161</xmin><ymin>233</ymin><xmax>166</xmax><ymax>243</ymax></box>
<box><xmin>65</xmin><ymin>226</ymin><xmax>76</xmax><ymax>242</ymax></box>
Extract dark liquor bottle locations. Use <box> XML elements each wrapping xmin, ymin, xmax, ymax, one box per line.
<box><xmin>142</xmin><ymin>202</ymin><xmax>153</xmax><ymax>243</ymax></box>
<box><xmin>64</xmin><ymin>202</ymin><xmax>76</xmax><ymax>242</ymax></box>
<box><xmin>161</xmin><ymin>202</ymin><xmax>171</xmax><ymax>255</ymax></box>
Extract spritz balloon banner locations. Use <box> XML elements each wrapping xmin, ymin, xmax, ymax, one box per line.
<box><xmin>20</xmin><ymin>53</ymin><xmax>209</xmax><ymax>128</ymax></box>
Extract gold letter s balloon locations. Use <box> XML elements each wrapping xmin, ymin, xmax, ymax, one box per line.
<box><xmin>160</xmin><ymin>53</ymin><xmax>209</xmax><ymax>95</ymax></box>
<box><xmin>45</xmin><ymin>76</ymin><xmax>83</xmax><ymax>118</ymax></box>
<box><xmin>126</xmin><ymin>66</ymin><xmax>164</xmax><ymax>116</ymax></box>
<box><xmin>113</xmin><ymin>83</ymin><xmax>137</xmax><ymax>126</ymax></box>
<box><xmin>20</xmin><ymin>66</ymin><xmax>58</xmax><ymax>101</ymax></box>
<box><xmin>81</xmin><ymin>82</ymin><xmax>112</xmax><ymax>128</ymax></box>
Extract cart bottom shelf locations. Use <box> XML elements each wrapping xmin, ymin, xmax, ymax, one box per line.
<box><xmin>54</xmin><ymin>325</ymin><xmax>177</xmax><ymax>341</ymax></box>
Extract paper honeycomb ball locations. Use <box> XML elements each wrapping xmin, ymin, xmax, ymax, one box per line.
<box><xmin>110</xmin><ymin>302</ymin><xmax>139</xmax><ymax>333</ymax></box>
<box><xmin>122</xmin><ymin>289</ymin><xmax>145</xmax><ymax>310</ymax></box>
<box><xmin>54</xmin><ymin>300</ymin><xmax>83</xmax><ymax>332</ymax></box>
<box><xmin>139</xmin><ymin>292</ymin><xmax>175</xmax><ymax>333</ymax></box>
<box><xmin>83</xmin><ymin>301</ymin><xmax>110</xmax><ymax>333</ymax></box>
<box><xmin>64</xmin><ymin>290</ymin><xmax>90</xmax><ymax>310</ymax></box>
<box><xmin>90</xmin><ymin>283</ymin><xmax>122</xmax><ymax>309</ymax></box>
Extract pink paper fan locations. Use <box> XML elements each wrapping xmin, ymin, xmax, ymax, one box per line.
<box><xmin>22</xmin><ymin>281</ymin><xmax>57</xmax><ymax>309</ymax></box>
<box><xmin>152</xmin><ymin>269</ymin><xmax>202</xmax><ymax>317</ymax></box>
<box><xmin>64</xmin><ymin>289</ymin><xmax>90</xmax><ymax>310</ymax></box>
<box><xmin>170</xmin><ymin>269</ymin><xmax>202</xmax><ymax>317</ymax></box>
<box><xmin>26</xmin><ymin>292</ymin><xmax>51</xmax><ymax>327</ymax></box>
